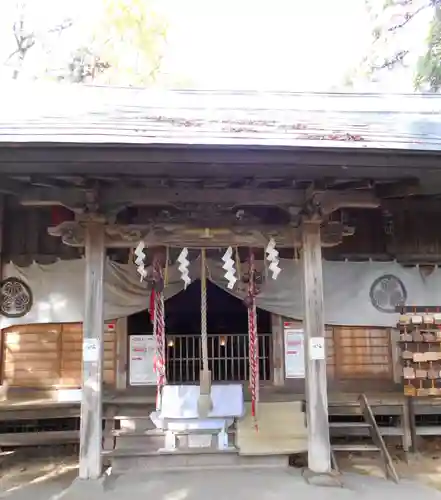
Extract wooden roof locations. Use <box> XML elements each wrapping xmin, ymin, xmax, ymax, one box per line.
<box><xmin>1</xmin><ymin>84</ymin><xmax>441</xmax><ymax>151</ymax></box>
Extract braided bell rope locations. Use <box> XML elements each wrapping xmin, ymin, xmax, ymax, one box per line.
<box><xmin>153</xmin><ymin>259</ymin><xmax>166</xmax><ymax>411</ymax></box>
<box><xmin>247</xmin><ymin>251</ymin><xmax>259</xmax><ymax>430</ymax></box>
<box><xmin>200</xmin><ymin>248</ymin><xmax>209</xmax><ymax>373</ymax></box>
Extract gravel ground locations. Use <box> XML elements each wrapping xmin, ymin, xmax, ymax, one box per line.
<box><xmin>1</xmin><ymin>444</ymin><xmax>441</xmax><ymax>500</ymax></box>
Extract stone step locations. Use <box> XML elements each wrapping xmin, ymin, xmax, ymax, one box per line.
<box><xmin>113</xmin><ymin>428</ymin><xmax>236</xmax><ymax>437</ymax></box>
<box><xmin>107</xmin><ymin>448</ymin><xmax>290</xmax><ymax>473</ymax></box>
<box><xmin>114</xmin><ymin>429</ymin><xmax>236</xmax><ymax>452</ymax></box>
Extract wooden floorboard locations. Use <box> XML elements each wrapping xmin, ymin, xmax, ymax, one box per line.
<box><xmin>0</xmin><ymin>389</ymin><xmax>440</xmax><ymax>420</ymax></box>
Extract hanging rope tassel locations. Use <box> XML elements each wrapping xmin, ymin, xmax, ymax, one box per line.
<box><xmin>198</xmin><ymin>248</ymin><xmax>213</xmax><ymax>417</ymax></box>
<box><xmin>247</xmin><ymin>250</ymin><xmax>259</xmax><ymax>431</ymax></box>
<box><xmin>153</xmin><ymin>258</ymin><xmax>166</xmax><ymax>411</ymax></box>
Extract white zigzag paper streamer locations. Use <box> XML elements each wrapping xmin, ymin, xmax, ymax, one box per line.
<box><xmin>265</xmin><ymin>238</ymin><xmax>281</xmax><ymax>280</ymax></box>
<box><xmin>222</xmin><ymin>246</ymin><xmax>237</xmax><ymax>289</ymax></box>
<box><xmin>177</xmin><ymin>248</ymin><xmax>191</xmax><ymax>288</ymax></box>
<box><xmin>134</xmin><ymin>241</ymin><xmax>147</xmax><ymax>282</ymax></box>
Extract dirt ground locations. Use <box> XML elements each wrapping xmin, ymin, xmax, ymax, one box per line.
<box><xmin>2</xmin><ymin>440</ymin><xmax>441</xmax><ymax>499</ymax></box>
<box><xmin>0</xmin><ymin>447</ymin><xmax>78</xmax><ymax>499</ymax></box>
<box><xmin>336</xmin><ymin>437</ymin><xmax>441</xmax><ymax>490</ymax></box>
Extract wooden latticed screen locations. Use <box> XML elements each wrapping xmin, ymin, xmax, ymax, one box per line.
<box><xmin>2</xmin><ymin>322</ymin><xmax>116</xmax><ymax>388</ymax></box>
<box><xmin>333</xmin><ymin>326</ymin><xmax>392</xmax><ymax>379</ymax></box>
<box><xmin>325</xmin><ymin>327</ymin><xmax>335</xmax><ymax>378</ymax></box>
<box><xmin>3</xmin><ymin>324</ymin><xmax>61</xmax><ymax>387</ymax></box>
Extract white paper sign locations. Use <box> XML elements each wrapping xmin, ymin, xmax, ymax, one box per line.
<box><xmin>129</xmin><ymin>335</ymin><xmax>156</xmax><ymax>386</ymax></box>
<box><xmin>83</xmin><ymin>339</ymin><xmax>99</xmax><ymax>362</ymax></box>
<box><xmin>284</xmin><ymin>324</ymin><xmax>305</xmax><ymax>378</ymax></box>
<box><xmin>309</xmin><ymin>337</ymin><xmax>325</xmax><ymax>360</ymax></box>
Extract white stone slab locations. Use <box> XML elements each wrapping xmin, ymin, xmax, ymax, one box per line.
<box><xmin>159</xmin><ymin>384</ymin><xmax>244</xmax><ymax>420</ymax></box>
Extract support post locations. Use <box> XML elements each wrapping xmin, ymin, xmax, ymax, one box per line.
<box><xmin>79</xmin><ymin>221</ymin><xmax>105</xmax><ymax>480</ymax></box>
<box><xmin>115</xmin><ymin>317</ymin><xmax>128</xmax><ymax>390</ymax></box>
<box><xmin>271</xmin><ymin>314</ymin><xmax>285</xmax><ymax>387</ymax></box>
<box><xmin>301</xmin><ymin>221</ymin><xmax>332</xmax><ymax>475</ymax></box>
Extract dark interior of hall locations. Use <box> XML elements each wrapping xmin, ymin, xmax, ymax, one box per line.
<box><xmin>127</xmin><ymin>281</ymin><xmax>272</xmax><ymax>383</ymax></box>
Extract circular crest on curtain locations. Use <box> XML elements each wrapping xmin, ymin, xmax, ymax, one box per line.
<box><xmin>369</xmin><ymin>274</ymin><xmax>407</xmax><ymax>314</ymax></box>
<box><xmin>0</xmin><ymin>277</ymin><xmax>33</xmax><ymax>318</ymax></box>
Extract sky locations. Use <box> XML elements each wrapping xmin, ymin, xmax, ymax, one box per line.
<box><xmin>159</xmin><ymin>0</ymin><xmax>372</xmax><ymax>90</ymax></box>
<box><xmin>0</xmin><ymin>0</ymin><xmax>426</xmax><ymax>91</ymax></box>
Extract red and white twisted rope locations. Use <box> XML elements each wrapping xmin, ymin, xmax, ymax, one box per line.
<box><xmin>247</xmin><ymin>252</ymin><xmax>259</xmax><ymax>430</ymax></box>
<box><xmin>152</xmin><ymin>259</ymin><xmax>167</xmax><ymax>411</ymax></box>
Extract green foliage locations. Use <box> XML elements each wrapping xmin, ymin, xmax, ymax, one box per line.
<box><xmin>90</xmin><ymin>0</ymin><xmax>168</xmax><ymax>85</ymax></box>
<box><xmin>5</xmin><ymin>0</ymin><xmax>168</xmax><ymax>86</ymax></box>
<box><xmin>414</xmin><ymin>5</ymin><xmax>441</xmax><ymax>91</ymax></box>
<box><xmin>348</xmin><ymin>0</ymin><xmax>441</xmax><ymax>92</ymax></box>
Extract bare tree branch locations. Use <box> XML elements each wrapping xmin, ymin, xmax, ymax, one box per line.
<box><xmin>387</xmin><ymin>2</ymin><xmax>431</xmax><ymax>32</ymax></box>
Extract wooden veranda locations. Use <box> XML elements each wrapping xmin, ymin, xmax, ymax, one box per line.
<box><xmin>0</xmin><ymin>86</ymin><xmax>441</xmax><ymax>479</ymax></box>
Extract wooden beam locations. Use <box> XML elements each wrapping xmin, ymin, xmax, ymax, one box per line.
<box><xmin>48</xmin><ymin>221</ymin><xmax>350</xmax><ymax>248</ymax></box>
<box><xmin>301</xmin><ymin>221</ymin><xmax>331</xmax><ymax>474</ymax></box>
<box><xmin>79</xmin><ymin>221</ymin><xmax>105</xmax><ymax>480</ymax></box>
<box><xmin>1</xmin><ymin>144</ymin><xmax>441</xmax><ymax>171</ymax></box>
<box><xmin>101</xmin><ymin>187</ymin><xmax>306</xmax><ymax>207</ymax></box>
<box><xmin>375</xmin><ymin>179</ymin><xmax>420</xmax><ymax>198</ymax></box>
<box><xmin>319</xmin><ymin>190</ymin><xmax>380</xmax><ymax>214</ymax></box>
<box><xmin>382</xmin><ymin>199</ymin><xmax>441</xmax><ymax>213</ymax></box>
<box><xmin>18</xmin><ymin>183</ymin><xmax>380</xmax><ymax>212</ymax></box>
<box><xmin>20</xmin><ymin>186</ymin><xmax>306</xmax><ymax>207</ymax></box>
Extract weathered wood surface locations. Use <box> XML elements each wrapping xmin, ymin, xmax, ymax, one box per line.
<box><xmin>79</xmin><ymin>221</ymin><xmax>105</xmax><ymax>480</ymax></box>
<box><xmin>0</xmin><ymin>430</ymin><xmax>79</xmax><ymax>447</ymax></box>
<box><xmin>271</xmin><ymin>315</ymin><xmax>285</xmax><ymax>387</ymax></box>
<box><xmin>301</xmin><ymin>221</ymin><xmax>331</xmax><ymax>474</ymax></box>
<box><xmin>2</xmin><ymin>323</ymin><xmax>116</xmax><ymax>388</ymax></box>
<box><xmin>1</xmin><ymin>87</ymin><xmax>440</xmax><ymax>151</ymax></box>
<box><xmin>115</xmin><ymin>318</ymin><xmax>128</xmax><ymax>390</ymax></box>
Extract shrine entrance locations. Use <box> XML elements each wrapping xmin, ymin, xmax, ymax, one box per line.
<box><xmin>128</xmin><ymin>280</ymin><xmax>272</xmax><ymax>384</ymax></box>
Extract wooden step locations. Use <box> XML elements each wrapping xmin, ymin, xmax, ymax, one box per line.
<box><xmin>329</xmin><ymin>422</ymin><xmax>370</xmax><ymax>428</ymax></box>
<box><xmin>113</xmin><ymin>428</ymin><xmax>235</xmax><ymax>437</ymax></box>
<box><xmin>104</xmin><ymin>447</ymin><xmax>237</xmax><ymax>458</ymax></box>
<box><xmin>332</xmin><ymin>443</ymin><xmax>379</xmax><ymax>452</ymax></box>
<box><xmin>112</xmin><ymin>428</ymin><xmax>163</xmax><ymax>437</ymax></box>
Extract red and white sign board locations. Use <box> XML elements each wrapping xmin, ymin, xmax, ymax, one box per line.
<box><xmin>129</xmin><ymin>335</ymin><xmax>156</xmax><ymax>386</ymax></box>
<box><xmin>284</xmin><ymin>322</ymin><xmax>305</xmax><ymax>379</ymax></box>
<box><xmin>105</xmin><ymin>321</ymin><xmax>116</xmax><ymax>333</ymax></box>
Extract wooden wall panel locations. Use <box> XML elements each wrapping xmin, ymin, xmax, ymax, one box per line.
<box><xmin>2</xmin><ymin>322</ymin><xmax>117</xmax><ymax>388</ymax></box>
<box><xmin>60</xmin><ymin>323</ymin><xmax>116</xmax><ymax>387</ymax></box>
<box><xmin>325</xmin><ymin>327</ymin><xmax>335</xmax><ymax>378</ymax></box>
<box><xmin>281</xmin><ymin>318</ymin><xmax>335</xmax><ymax>378</ymax></box>
<box><xmin>334</xmin><ymin>327</ymin><xmax>391</xmax><ymax>379</ymax></box>
<box><xmin>3</xmin><ymin>324</ymin><xmax>61</xmax><ymax>387</ymax></box>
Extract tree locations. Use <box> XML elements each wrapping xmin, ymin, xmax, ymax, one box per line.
<box><xmin>3</xmin><ymin>0</ymin><xmax>167</xmax><ymax>86</ymax></box>
<box><xmin>347</xmin><ymin>0</ymin><xmax>441</xmax><ymax>92</ymax></box>
<box><xmin>58</xmin><ymin>0</ymin><xmax>167</xmax><ymax>85</ymax></box>
<box><xmin>414</xmin><ymin>3</ymin><xmax>441</xmax><ymax>90</ymax></box>
<box><xmin>3</xmin><ymin>1</ymin><xmax>73</xmax><ymax>80</ymax></box>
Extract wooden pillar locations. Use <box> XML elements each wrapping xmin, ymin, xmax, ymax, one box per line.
<box><xmin>271</xmin><ymin>314</ymin><xmax>285</xmax><ymax>386</ymax></box>
<box><xmin>0</xmin><ymin>196</ymin><xmax>5</xmax><ymax>396</ymax></box>
<box><xmin>302</xmin><ymin>221</ymin><xmax>331</xmax><ymax>474</ymax></box>
<box><xmin>79</xmin><ymin>221</ymin><xmax>105</xmax><ymax>480</ymax></box>
<box><xmin>115</xmin><ymin>317</ymin><xmax>128</xmax><ymax>390</ymax></box>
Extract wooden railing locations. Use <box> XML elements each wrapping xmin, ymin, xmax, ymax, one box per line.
<box><xmin>164</xmin><ymin>333</ymin><xmax>272</xmax><ymax>383</ymax></box>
